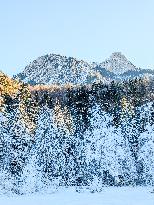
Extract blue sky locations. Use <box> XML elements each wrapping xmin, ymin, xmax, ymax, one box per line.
<box><xmin>0</xmin><ymin>0</ymin><xmax>154</xmax><ymax>76</ymax></box>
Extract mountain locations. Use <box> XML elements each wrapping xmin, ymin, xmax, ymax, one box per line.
<box><xmin>0</xmin><ymin>58</ymin><xmax>154</xmax><ymax>194</ymax></box>
<box><xmin>0</xmin><ymin>71</ymin><xmax>20</xmax><ymax>96</ymax></box>
<box><xmin>93</xmin><ymin>52</ymin><xmax>154</xmax><ymax>81</ymax></box>
<box><xmin>0</xmin><ymin>71</ymin><xmax>22</xmax><ymax>112</ymax></box>
<box><xmin>15</xmin><ymin>52</ymin><xmax>154</xmax><ymax>85</ymax></box>
<box><xmin>14</xmin><ymin>54</ymin><xmax>105</xmax><ymax>85</ymax></box>
<box><xmin>0</xmin><ymin>76</ymin><xmax>153</xmax><ymax>194</ymax></box>
<box><xmin>99</xmin><ymin>52</ymin><xmax>138</xmax><ymax>75</ymax></box>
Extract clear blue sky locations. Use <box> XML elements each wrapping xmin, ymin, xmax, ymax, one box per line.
<box><xmin>0</xmin><ymin>0</ymin><xmax>154</xmax><ymax>76</ymax></box>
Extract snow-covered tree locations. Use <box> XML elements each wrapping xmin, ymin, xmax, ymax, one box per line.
<box><xmin>138</xmin><ymin>103</ymin><xmax>154</xmax><ymax>185</ymax></box>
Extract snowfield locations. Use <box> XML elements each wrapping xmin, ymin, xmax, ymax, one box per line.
<box><xmin>0</xmin><ymin>187</ymin><xmax>153</xmax><ymax>205</ymax></box>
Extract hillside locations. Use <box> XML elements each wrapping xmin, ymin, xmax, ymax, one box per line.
<box><xmin>15</xmin><ymin>52</ymin><xmax>154</xmax><ymax>85</ymax></box>
<box><xmin>0</xmin><ymin>71</ymin><xmax>21</xmax><ymax>111</ymax></box>
<box><xmin>14</xmin><ymin>54</ymin><xmax>105</xmax><ymax>85</ymax></box>
<box><xmin>0</xmin><ymin>72</ymin><xmax>153</xmax><ymax>194</ymax></box>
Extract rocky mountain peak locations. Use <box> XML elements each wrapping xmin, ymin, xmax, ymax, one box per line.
<box><xmin>100</xmin><ymin>52</ymin><xmax>138</xmax><ymax>75</ymax></box>
<box><xmin>14</xmin><ymin>52</ymin><xmax>154</xmax><ymax>85</ymax></box>
<box><xmin>15</xmin><ymin>54</ymin><xmax>102</xmax><ymax>85</ymax></box>
<box><xmin>110</xmin><ymin>52</ymin><xmax>128</xmax><ymax>61</ymax></box>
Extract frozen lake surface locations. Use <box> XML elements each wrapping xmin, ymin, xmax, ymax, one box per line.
<box><xmin>0</xmin><ymin>187</ymin><xmax>153</xmax><ymax>205</ymax></box>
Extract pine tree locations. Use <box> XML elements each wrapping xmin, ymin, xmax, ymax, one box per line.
<box><xmin>138</xmin><ymin>103</ymin><xmax>154</xmax><ymax>185</ymax></box>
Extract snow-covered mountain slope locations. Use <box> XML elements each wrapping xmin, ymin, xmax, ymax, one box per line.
<box><xmin>93</xmin><ymin>52</ymin><xmax>154</xmax><ymax>81</ymax></box>
<box><xmin>99</xmin><ymin>52</ymin><xmax>138</xmax><ymax>75</ymax></box>
<box><xmin>15</xmin><ymin>54</ymin><xmax>105</xmax><ymax>85</ymax></box>
<box><xmin>0</xmin><ymin>77</ymin><xmax>153</xmax><ymax>194</ymax></box>
<box><xmin>0</xmin><ymin>102</ymin><xmax>153</xmax><ymax>193</ymax></box>
<box><xmin>15</xmin><ymin>52</ymin><xmax>154</xmax><ymax>85</ymax></box>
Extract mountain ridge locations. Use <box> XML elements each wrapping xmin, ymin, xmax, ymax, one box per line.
<box><xmin>14</xmin><ymin>52</ymin><xmax>154</xmax><ymax>85</ymax></box>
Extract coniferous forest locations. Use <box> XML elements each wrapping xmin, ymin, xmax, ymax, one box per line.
<box><xmin>0</xmin><ymin>71</ymin><xmax>154</xmax><ymax>194</ymax></box>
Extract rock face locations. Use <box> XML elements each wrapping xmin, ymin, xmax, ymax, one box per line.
<box><xmin>15</xmin><ymin>52</ymin><xmax>154</xmax><ymax>85</ymax></box>
<box><xmin>99</xmin><ymin>52</ymin><xmax>138</xmax><ymax>75</ymax></box>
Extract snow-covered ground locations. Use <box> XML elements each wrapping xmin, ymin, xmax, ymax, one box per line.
<box><xmin>0</xmin><ymin>187</ymin><xmax>153</xmax><ymax>205</ymax></box>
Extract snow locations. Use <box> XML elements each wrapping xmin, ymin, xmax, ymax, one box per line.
<box><xmin>0</xmin><ymin>187</ymin><xmax>153</xmax><ymax>205</ymax></box>
<box><xmin>16</xmin><ymin>52</ymin><xmax>154</xmax><ymax>85</ymax></box>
